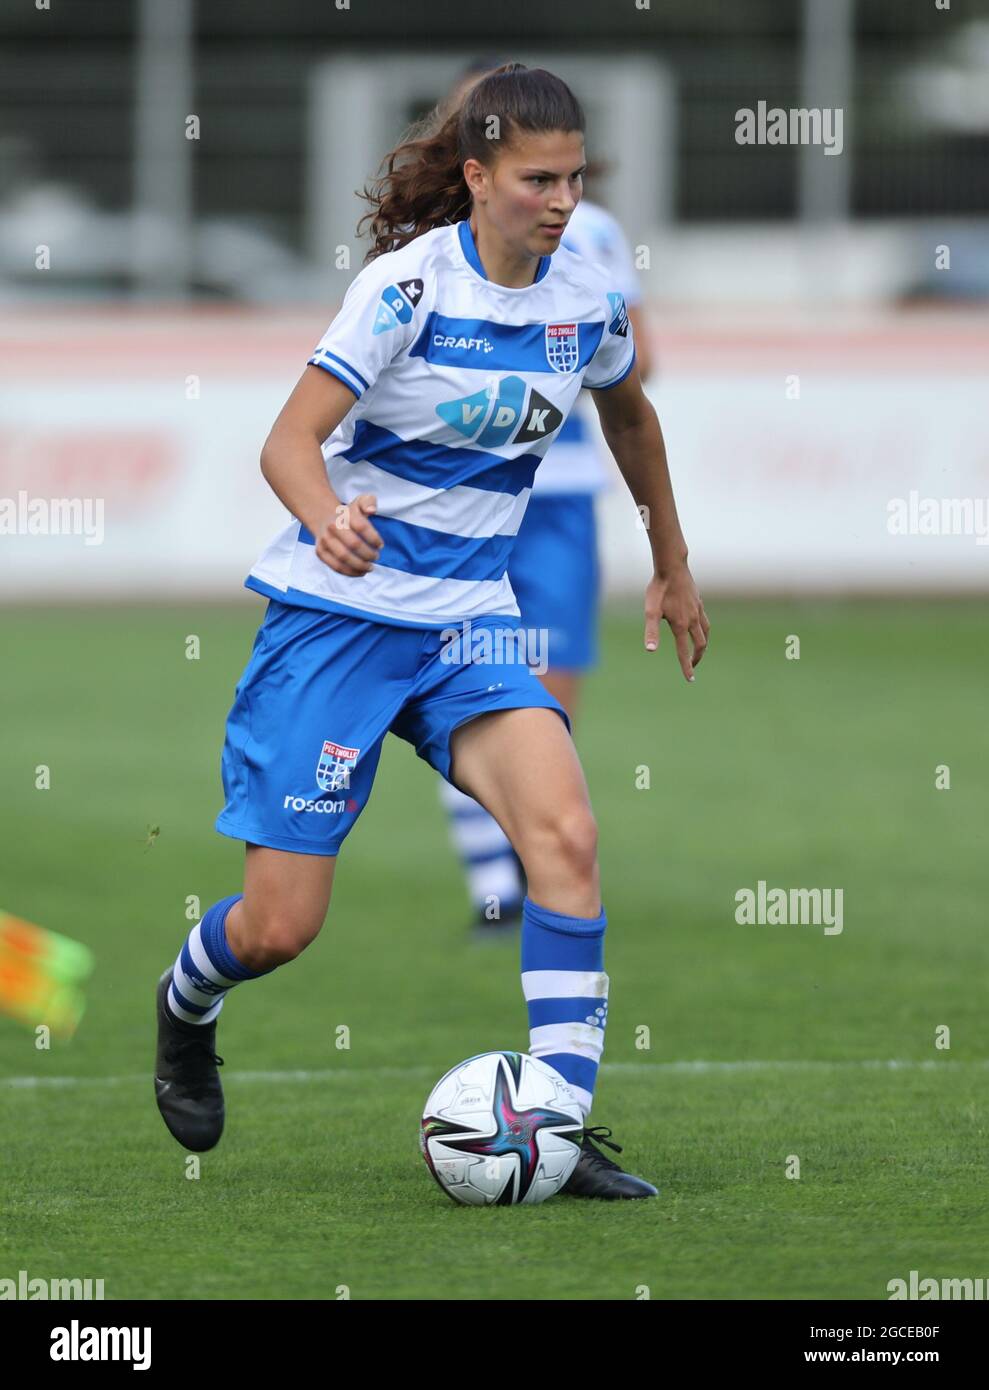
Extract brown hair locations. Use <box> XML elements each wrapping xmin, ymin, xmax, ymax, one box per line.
<box><xmin>355</xmin><ymin>62</ymin><xmax>586</xmax><ymax>264</ymax></box>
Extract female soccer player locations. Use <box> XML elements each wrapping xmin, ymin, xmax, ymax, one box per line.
<box><xmin>154</xmin><ymin>62</ymin><xmax>709</xmax><ymax>1200</ymax></box>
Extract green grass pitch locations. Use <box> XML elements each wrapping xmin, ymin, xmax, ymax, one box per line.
<box><xmin>0</xmin><ymin>598</ymin><xmax>986</xmax><ymax>1300</ymax></box>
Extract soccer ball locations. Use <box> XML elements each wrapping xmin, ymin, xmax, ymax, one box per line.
<box><xmin>420</xmin><ymin>1050</ymin><xmax>584</xmax><ymax>1205</ymax></box>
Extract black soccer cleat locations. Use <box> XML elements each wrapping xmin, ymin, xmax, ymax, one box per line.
<box><xmin>560</xmin><ymin>1124</ymin><xmax>659</xmax><ymax>1199</ymax></box>
<box><xmin>154</xmin><ymin>969</ymin><xmax>225</xmax><ymax>1152</ymax></box>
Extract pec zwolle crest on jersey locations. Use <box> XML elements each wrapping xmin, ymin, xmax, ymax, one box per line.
<box><xmin>317</xmin><ymin>739</ymin><xmax>360</xmax><ymax>793</ymax></box>
<box><xmin>545</xmin><ymin>322</ymin><xmax>579</xmax><ymax>374</ymax></box>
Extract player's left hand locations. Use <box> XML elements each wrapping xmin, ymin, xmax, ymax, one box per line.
<box><xmin>643</xmin><ymin>563</ymin><xmax>709</xmax><ymax>681</ymax></box>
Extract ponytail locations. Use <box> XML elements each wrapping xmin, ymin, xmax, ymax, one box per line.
<box><xmin>356</xmin><ymin>62</ymin><xmax>586</xmax><ymax>264</ymax></box>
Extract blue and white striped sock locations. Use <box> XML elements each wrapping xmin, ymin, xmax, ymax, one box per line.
<box><xmin>166</xmin><ymin>893</ymin><xmax>272</xmax><ymax>1027</ymax></box>
<box><xmin>520</xmin><ymin>895</ymin><xmax>608</xmax><ymax>1121</ymax></box>
<box><xmin>438</xmin><ymin>778</ymin><xmax>523</xmax><ymax>917</ymax></box>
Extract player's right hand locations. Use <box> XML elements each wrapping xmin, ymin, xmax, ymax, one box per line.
<box><xmin>314</xmin><ymin>493</ymin><xmax>384</xmax><ymax>577</ymax></box>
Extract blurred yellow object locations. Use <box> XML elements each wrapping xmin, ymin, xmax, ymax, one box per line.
<box><xmin>0</xmin><ymin>911</ymin><xmax>95</xmax><ymax>1039</ymax></box>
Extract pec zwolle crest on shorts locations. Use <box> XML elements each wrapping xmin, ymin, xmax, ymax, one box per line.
<box><xmin>545</xmin><ymin>322</ymin><xmax>579</xmax><ymax>374</ymax></box>
<box><xmin>316</xmin><ymin>739</ymin><xmax>360</xmax><ymax>793</ymax></box>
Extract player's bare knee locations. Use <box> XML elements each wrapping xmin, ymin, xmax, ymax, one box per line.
<box><xmin>557</xmin><ymin>808</ymin><xmax>598</xmax><ymax>878</ymax></box>
<box><xmin>237</xmin><ymin>903</ymin><xmax>324</xmax><ymax>968</ymax></box>
<box><xmin>529</xmin><ymin>806</ymin><xmax>597</xmax><ymax>880</ymax></box>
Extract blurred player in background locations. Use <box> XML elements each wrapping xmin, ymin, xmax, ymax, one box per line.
<box><xmin>435</xmin><ymin>63</ymin><xmax>655</xmax><ymax>941</ymax></box>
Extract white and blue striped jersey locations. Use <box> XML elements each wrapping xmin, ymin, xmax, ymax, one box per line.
<box><xmin>533</xmin><ymin>199</ymin><xmax>643</xmax><ymax>496</ymax></box>
<box><xmin>246</xmin><ymin>215</ymin><xmax>636</xmax><ymax>629</ymax></box>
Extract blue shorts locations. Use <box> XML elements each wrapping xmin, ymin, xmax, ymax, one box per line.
<box><xmin>509</xmin><ymin>493</ymin><xmax>600</xmax><ymax>672</ymax></box>
<box><xmin>215</xmin><ymin>599</ymin><xmax>572</xmax><ymax>856</ymax></box>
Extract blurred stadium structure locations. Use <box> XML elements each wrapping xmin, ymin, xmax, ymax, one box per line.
<box><xmin>1</xmin><ymin>0</ymin><xmax>987</xmax><ymax>599</ymax></box>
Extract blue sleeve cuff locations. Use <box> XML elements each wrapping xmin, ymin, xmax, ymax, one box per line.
<box><xmin>307</xmin><ymin>352</ymin><xmax>368</xmax><ymax>398</ymax></box>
